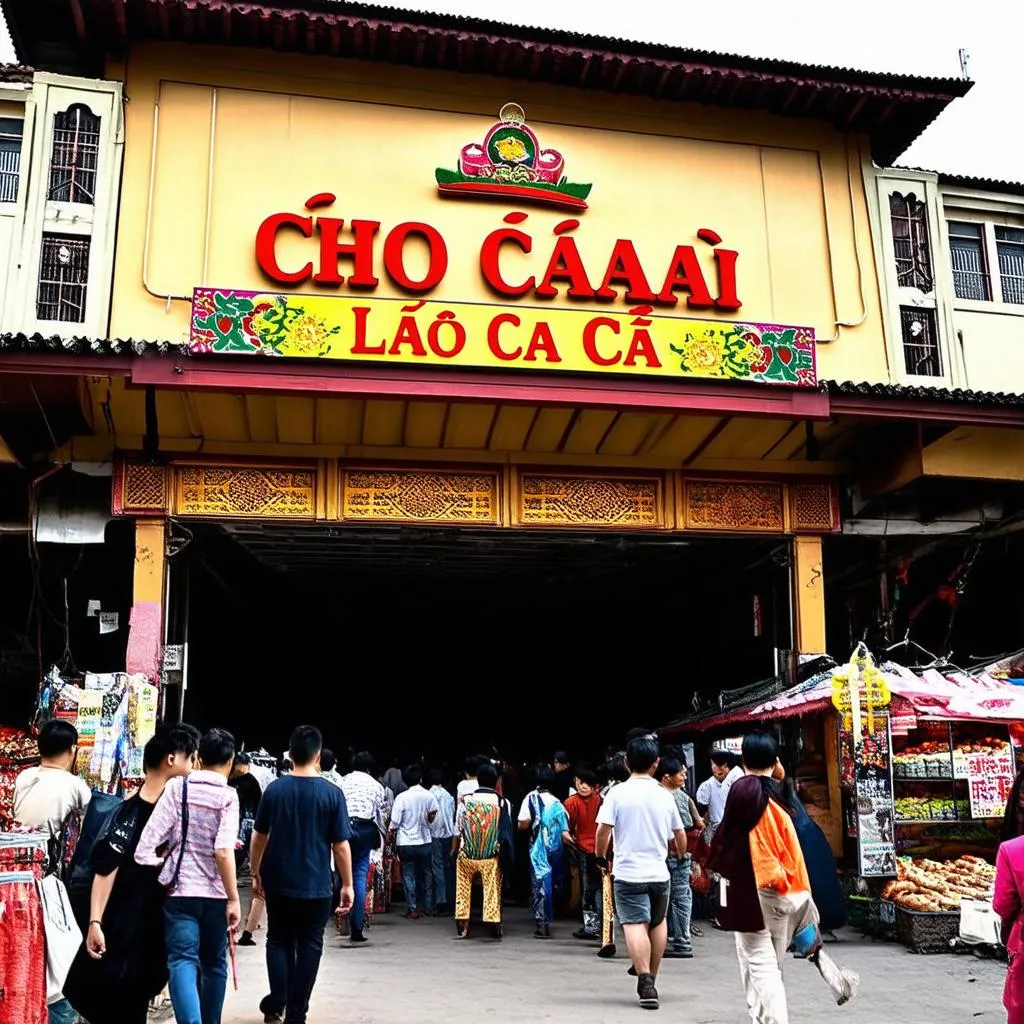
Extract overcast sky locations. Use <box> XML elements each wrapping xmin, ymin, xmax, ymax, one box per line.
<box><xmin>1</xmin><ymin>0</ymin><xmax>1021</xmax><ymax>179</ymax></box>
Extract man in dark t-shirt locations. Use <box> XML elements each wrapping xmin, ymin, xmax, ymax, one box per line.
<box><xmin>251</xmin><ymin>725</ymin><xmax>353</xmax><ymax>1024</ymax></box>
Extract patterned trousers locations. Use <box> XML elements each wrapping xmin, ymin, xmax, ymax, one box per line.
<box><xmin>454</xmin><ymin>855</ymin><xmax>502</xmax><ymax>923</ymax></box>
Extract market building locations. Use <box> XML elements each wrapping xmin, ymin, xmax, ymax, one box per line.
<box><xmin>2</xmin><ymin>0</ymin><xmax>1024</xmax><ymax>792</ymax></box>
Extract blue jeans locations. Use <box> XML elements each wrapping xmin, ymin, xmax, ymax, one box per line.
<box><xmin>667</xmin><ymin>855</ymin><xmax>694</xmax><ymax>952</ymax></box>
<box><xmin>348</xmin><ymin>820</ymin><xmax>377</xmax><ymax>933</ymax></box>
<box><xmin>48</xmin><ymin>1000</ymin><xmax>78</xmax><ymax>1024</ymax></box>
<box><xmin>431</xmin><ymin>838</ymin><xmax>453</xmax><ymax>907</ymax></box>
<box><xmin>398</xmin><ymin>843</ymin><xmax>434</xmax><ymax>913</ymax></box>
<box><xmin>164</xmin><ymin>896</ymin><xmax>229</xmax><ymax>1024</ymax></box>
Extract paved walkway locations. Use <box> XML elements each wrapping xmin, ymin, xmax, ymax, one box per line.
<box><xmin>220</xmin><ymin>906</ymin><xmax>1007</xmax><ymax>1023</ymax></box>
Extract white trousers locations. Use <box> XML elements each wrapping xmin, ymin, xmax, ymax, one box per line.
<box><xmin>734</xmin><ymin>890</ymin><xmax>817</xmax><ymax>1024</ymax></box>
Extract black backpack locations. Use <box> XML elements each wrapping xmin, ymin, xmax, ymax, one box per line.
<box><xmin>65</xmin><ymin>790</ymin><xmax>123</xmax><ymax>922</ymax></box>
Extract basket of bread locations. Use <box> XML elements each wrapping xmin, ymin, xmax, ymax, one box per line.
<box><xmin>882</xmin><ymin>856</ymin><xmax>996</xmax><ymax>953</ymax></box>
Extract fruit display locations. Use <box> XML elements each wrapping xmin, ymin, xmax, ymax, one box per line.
<box><xmin>881</xmin><ymin>856</ymin><xmax>995</xmax><ymax>912</ymax></box>
<box><xmin>894</xmin><ymin>796</ymin><xmax>958</xmax><ymax>822</ymax></box>
<box><xmin>893</xmin><ymin>740</ymin><xmax>954</xmax><ymax>779</ymax></box>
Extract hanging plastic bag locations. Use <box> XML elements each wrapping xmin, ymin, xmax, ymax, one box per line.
<box><xmin>36</xmin><ymin>874</ymin><xmax>82</xmax><ymax>1005</ymax></box>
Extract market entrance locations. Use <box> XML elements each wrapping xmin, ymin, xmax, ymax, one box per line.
<box><xmin>166</xmin><ymin>522</ymin><xmax>792</xmax><ymax>768</ymax></box>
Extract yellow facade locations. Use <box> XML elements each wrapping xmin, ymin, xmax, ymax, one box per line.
<box><xmin>109</xmin><ymin>43</ymin><xmax>887</xmax><ymax>386</ymax></box>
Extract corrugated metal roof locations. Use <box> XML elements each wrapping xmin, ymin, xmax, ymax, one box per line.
<box><xmin>827</xmin><ymin>379</ymin><xmax>1024</xmax><ymax>408</ymax></box>
<box><xmin>0</xmin><ymin>0</ymin><xmax>972</xmax><ymax>165</ymax></box>
<box><xmin>893</xmin><ymin>165</ymin><xmax>1024</xmax><ymax>198</ymax></box>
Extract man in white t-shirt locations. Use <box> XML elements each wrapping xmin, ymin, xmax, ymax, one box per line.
<box><xmin>696</xmin><ymin>751</ymin><xmax>743</xmax><ymax>835</ymax></box>
<box><xmin>596</xmin><ymin>736</ymin><xmax>685</xmax><ymax>1012</ymax></box>
<box><xmin>14</xmin><ymin>719</ymin><xmax>91</xmax><ymax>835</ymax></box>
<box><xmin>389</xmin><ymin>765</ymin><xmax>439</xmax><ymax>919</ymax></box>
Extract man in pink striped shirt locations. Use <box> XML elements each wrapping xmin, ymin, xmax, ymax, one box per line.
<box><xmin>136</xmin><ymin>728</ymin><xmax>241</xmax><ymax>1024</ymax></box>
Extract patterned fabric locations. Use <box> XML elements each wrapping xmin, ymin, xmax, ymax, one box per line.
<box><xmin>135</xmin><ymin>772</ymin><xmax>239</xmax><ymax>898</ymax></box>
<box><xmin>455</xmin><ymin>856</ymin><xmax>502</xmax><ymax>924</ymax></box>
<box><xmin>460</xmin><ymin>794</ymin><xmax>502</xmax><ymax>861</ymax></box>
<box><xmin>340</xmin><ymin>771</ymin><xmax>388</xmax><ymax>831</ymax></box>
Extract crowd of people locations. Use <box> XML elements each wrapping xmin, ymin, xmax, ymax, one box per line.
<box><xmin>8</xmin><ymin>715</ymin><xmax>875</xmax><ymax>1023</ymax></box>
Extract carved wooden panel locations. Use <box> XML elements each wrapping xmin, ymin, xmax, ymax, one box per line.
<box><xmin>342</xmin><ymin>468</ymin><xmax>498</xmax><ymax>524</ymax></box>
<box><xmin>683</xmin><ymin>480</ymin><xmax>785</xmax><ymax>532</ymax></box>
<box><xmin>790</xmin><ymin>481</ymin><xmax>839</xmax><ymax>533</ymax></box>
<box><xmin>174</xmin><ymin>466</ymin><xmax>317</xmax><ymax>519</ymax></box>
<box><xmin>516</xmin><ymin>473</ymin><xmax>662</xmax><ymax>527</ymax></box>
<box><xmin>113</xmin><ymin>461</ymin><xmax>168</xmax><ymax>516</ymax></box>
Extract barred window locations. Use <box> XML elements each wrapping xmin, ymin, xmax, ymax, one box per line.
<box><xmin>900</xmin><ymin>307</ymin><xmax>941</xmax><ymax>377</ymax></box>
<box><xmin>48</xmin><ymin>105</ymin><xmax>100</xmax><ymax>204</ymax></box>
<box><xmin>948</xmin><ymin>221</ymin><xmax>990</xmax><ymax>300</ymax></box>
<box><xmin>889</xmin><ymin>192</ymin><xmax>932</xmax><ymax>290</ymax></box>
<box><xmin>36</xmin><ymin>235</ymin><xmax>90</xmax><ymax>322</ymax></box>
<box><xmin>996</xmin><ymin>226</ymin><xmax>1024</xmax><ymax>305</ymax></box>
<box><xmin>0</xmin><ymin>118</ymin><xmax>23</xmax><ymax>203</ymax></box>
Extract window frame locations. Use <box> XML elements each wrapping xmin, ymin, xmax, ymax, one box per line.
<box><xmin>994</xmin><ymin>225</ymin><xmax>1024</xmax><ymax>306</ymax></box>
<box><xmin>945</xmin><ymin>211</ymin><xmax>1024</xmax><ymax>317</ymax></box>
<box><xmin>47</xmin><ymin>103</ymin><xmax>101</xmax><ymax>207</ymax></box>
<box><xmin>947</xmin><ymin>218</ymin><xmax>991</xmax><ymax>302</ymax></box>
<box><xmin>0</xmin><ymin>117</ymin><xmax>24</xmax><ymax>205</ymax></box>
<box><xmin>899</xmin><ymin>305</ymin><xmax>943</xmax><ymax>379</ymax></box>
<box><xmin>889</xmin><ymin>191</ymin><xmax>934</xmax><ymax>292</ymax></box>
<box><xmin>36</xmin><ymin>233</ymin><xmax>92</xmax><ymax>324</ymax></box>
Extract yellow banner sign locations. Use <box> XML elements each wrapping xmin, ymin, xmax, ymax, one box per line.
<box><xmin>189</xmin><ymin>288</ymin><xmax>817</xmax><ymax>386</ymax></box>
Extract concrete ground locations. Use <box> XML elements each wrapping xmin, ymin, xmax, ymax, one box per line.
<box><xmin>219</xmin><ymin>904</ymin><xmax>1007</xmax><ymax>1024</ymax></box>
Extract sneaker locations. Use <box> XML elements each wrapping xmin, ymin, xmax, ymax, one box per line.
<box><xmin>597</xmin><ymin>943</ymin><xmax>617</xmax><ymax>958</ymax></box>
<box><xmin>627</xmin><ymin>966</ymin><xmax>637</xmax><ymax>977</ymax></box>
<box><xmin>663</xmin><ymin>948</ymin><xmax>693</xmax><ymax>959</ymax></box>
<box><xmin>403</xmin><ymin>910</ymin><xmax>420</xmax><ymax>920</ymax></box>
<box><xmin>350</xmin><ymin>928</ymin><xmax>367</xmax><ymax>944</ymax></box>
<box><xmin>237</xmin><ymin>931</ymin><xmax>256</xmax><ymax>947</ymax></box>
<box><xmin>637</xmin><ymin>973</ymin><xmax>659</xmax><ymax>1010</ymax></box>
<box><xmin>573</xmin><ymin>928</ymin><xmax>594</xmax><ymax>940</ymax></box>
<box><xmin>259</xmin><ymin>996</ymin><xmax>283</xmax><ymax>1024</ymax></box>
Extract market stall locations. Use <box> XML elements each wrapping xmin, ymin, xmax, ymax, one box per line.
<box><xmin>664</xmin><ymin>646</ymin><xmax>1024</xmax><ymax>953</ymax></box>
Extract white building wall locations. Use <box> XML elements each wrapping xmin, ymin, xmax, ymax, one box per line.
<box><xmin>0</xmin><ymin>72</ymin><xmax>123</xmax><ymax>339</ymax></box>
<box><xmin>873</xmin><ymin>168</ymin><xmax>1024</xmax><ymax>394</ymax></box>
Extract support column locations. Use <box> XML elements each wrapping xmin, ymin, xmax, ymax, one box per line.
<box><xmin>125</xmin><ymin>518</ymin><xmax>167</xmax><ymax>681</ymax></box>
<box><xmin>792</xmin><ymin>535</ymin><xmax>826</xmax><ymax>654</ymax></box>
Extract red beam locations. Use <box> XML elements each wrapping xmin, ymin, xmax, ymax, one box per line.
<box><xmin>128</xmin><ymin>355</ymin><xmax>833</xmax><ymax>419</ymax></box>
<box><xmin>0</xmin><ymin>352</ymin><xmax>133</xmax><ymax>376</ymax></box>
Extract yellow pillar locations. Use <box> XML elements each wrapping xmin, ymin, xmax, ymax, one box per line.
<box><xmin>792</xmin><ymin>535</ymin><xmax>826</xmax><ymax>654</ymax></box>
<box><xmin>126</xmin><ymin>518</ymin><xmax>167</xmax><ymax>680</ymax></box>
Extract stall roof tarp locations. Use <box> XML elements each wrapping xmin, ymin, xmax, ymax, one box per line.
<box><xmin>671</xmin><ymin>662</ymin><xmax>1024</xmax><ymax>735</ymax></box>
<box><xmin>752</xmin><ymin>663</ymin><xmax>1024</xmax><ymax>723</ymax></box>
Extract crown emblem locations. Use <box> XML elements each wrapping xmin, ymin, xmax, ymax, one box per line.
<box><xmin>435</xmin><ymin>103</ymin><xmax>592</xmax><ymax>210</ymax></box>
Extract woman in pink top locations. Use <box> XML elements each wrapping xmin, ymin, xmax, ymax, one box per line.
<box><xmin>994</xmin><ymin>835</ymin><xmax>1024</xmax><ymax>1022</ymax></box>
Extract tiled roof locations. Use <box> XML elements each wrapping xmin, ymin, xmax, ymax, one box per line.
<box><xmin>0</xmin><ymin>0</ymin><xmax>972</xmax><ymax>164</ymax></box>
<box><xmin>826</xmin><ymin>379</ymin><xmax>1024</xmax><ymax>408</ymax></box>
<box><xmin>0</xmin><ymin>332</ymin><xmax>181</xmax><ymax>356</ymax></box>
<box><xmin>893</xmin><ymin>166</ymin><xmax>1024</xmax><ymax>198</ymax></box>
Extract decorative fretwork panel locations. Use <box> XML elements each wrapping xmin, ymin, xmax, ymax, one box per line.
<box><xmin>113</xmin><ymin>462</ymin><xmax>168</xmax><ymax>516</ymax></box>
<box><xmin>175</xmin><ymin>466</ymin><xmax>316</xmax><ymax>519</ymax></box>
<box><xmin>683</xmin><ymin>480</ymin><xmax>785</xmax><ymax>532</ymax></box>
<box><xmin>342</xmin><ymin>469</ymin><xmax>498</xmax><ymax>524</ymax></box>
<box><xmin>789</xmin><ymin>482</ymin><xmax>838</xmax><ymax>533</ymax></box>
<box><xmin>516</xmin><ymin>473</ymin><xmax>662</xmax><ymax>528</ymax></box>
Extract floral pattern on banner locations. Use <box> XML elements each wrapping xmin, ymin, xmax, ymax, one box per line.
<box><xmin>190</xmin><ymin>289</ymin><xmax>339</xmax><ymax>358</ymax></box>
<box><xmin>669</xmin><ymin>323</ymin><xmax>815</xmax><ymax>386</ymax></box>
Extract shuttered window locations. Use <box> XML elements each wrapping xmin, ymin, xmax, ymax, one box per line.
<box><xmin>947</xmin><ymin>221</ymin><xmax>990</xmax><ymax>300</ymax></box>
<box><xmin>996</xmin><ymin>226</ymin><xmax>1024</xmax><ymax>305</ymax></box>
<box><xmin>48</xmin><ymin>105</ymin><xmax>100</xmax><ymax>205</ymax></box>
<box><xmin>36</xmin><ymin>235</ymin><xmax>90</xmax><ymax>322</ymax></box>
<box><xmin>889</xmin><ymin>192</ymin><xmax>932</xmax><ymax>290</ymax></box>
<box><xmin>0</xmin><ymin>118</ymin><xmax>23</xmax><ymax>204</ymax></box>
<box><xmin>900</xmin><ymin>307</ymin><xmax>941</xmax><ymax>377</ymax></box>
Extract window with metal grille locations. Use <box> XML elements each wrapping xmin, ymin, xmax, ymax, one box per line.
<box><xmin>948</xmin><ymin>220</ymin><xmax>990</xmax><ymax>300</ymax></box>
<box><xmin>0</xmin><ymin>118</ymin><xmax>23</xmax><ymax>203</ymax></box>
<box><xmin>48</xmin><ymin>105</ymin><xmax>100</xmax><ymax>204</ymax></box>
<box><xmin>889</xmin><ymin>192</ymin><xmax>932</xmax><ymax>290</ymax></box>
<box><xmin>36</xmin><ymin>235</ymin><xmax>90</xmax><ymax>322</ymax></box>
<box><xmin>900</xmin><ymin>306</ymin><xmax>941</xmax><ymax>377</ymax></box>
<box><xmin>996</xmin><ymin>226</ymin><xmax>1024</xmax><ymax>305</ymax></box>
